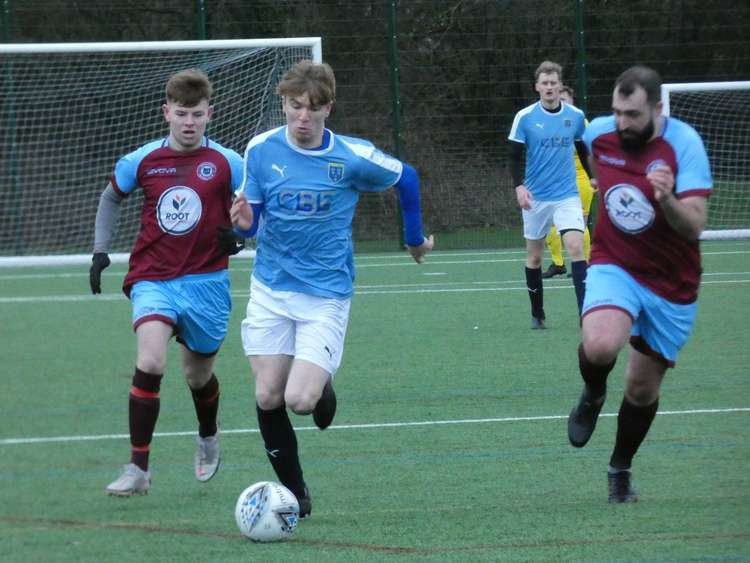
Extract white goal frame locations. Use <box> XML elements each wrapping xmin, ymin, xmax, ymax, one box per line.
<box><xmin>0</xmin><ymin>38</ymin><xmax>322</xmax><ymax>267</ymax></box>
<box><xmin>661</xmin><ymin>80</ymin><xmax>750</xmax><ymax>240</ymax></box>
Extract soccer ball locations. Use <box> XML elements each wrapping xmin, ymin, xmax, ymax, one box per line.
<box><xmin>234</xmin><ymin>481</ymin><xmax>300</xmax><ymax>542</ymax></box>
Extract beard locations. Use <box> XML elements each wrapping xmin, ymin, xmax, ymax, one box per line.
<box><xmin>617</xmin><ymin>119</ymin><xmax>655</xmax><ymax>153</ymax></box>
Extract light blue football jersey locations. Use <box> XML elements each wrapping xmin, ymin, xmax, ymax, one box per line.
<box><xmin>508</xmin><ymin>101</ymin><xmax>586</xmax><ymax>201</ymax></box>
<box><xmin>240</xmin><ymin>126</ymin><xmax>403</xmax><ymax>299</ymax></box>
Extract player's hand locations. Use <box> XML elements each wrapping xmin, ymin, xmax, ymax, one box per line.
<box><xmin>407</xmin><ymin>235</ymin><xmax>435</xmax><ymax>264</ymax></box>
<box><xmin>217</xmin><ymin>225</ymin><xmax>245</xmax><ymax>255</ymax></box>
<box><xmin>230</xmin><ymin>192</ymin><xmax>253</xmax><ymax>231</ymax></box>
<box><xmin>590</xmin><ymin>178</ymin><xmax>599</xmax><ymax>193</ymax></box>
<box><xmin>89</xmin><ymin>252</ymin><xmax>110</xmax><ymax>294</ymax></box>
<box><xmin>647</xmin><ymin>165</ymin><xmax>675</xmax><ymax>202</ymax></box>
<box><xmin>515</xmin><ymin>184</ymin><xmax>532</xmax><ymax>210</ymax></box>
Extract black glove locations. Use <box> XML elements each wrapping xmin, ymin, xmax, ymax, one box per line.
<box><xmin>89</xmin><ymin>252</ymin><xmax>111</xmax><ymax>294</ymax></box>
<box><xmin>217</xmin><ymin>225</ymin><xmax>245</xmax><ymax>255</ymax></box>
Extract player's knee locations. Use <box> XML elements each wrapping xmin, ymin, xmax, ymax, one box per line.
<box><xmin>624</xmin><ymin>381</ymin><xmax>659</xmax><ymax>406</ymax></box>
<box><xmin>284</xmin><ymin>389</ymin><xmax>316</xmax><ymax>415</ymax></box>
<box><xmin>137</xmin><ymin>355</ymin><xmax>166</xmax><ymax>376</ymax></box>
<box><xmin>184</xmin><ymin>369</ymin><xmax>211</xmax><ymax>390</ymax></box>
<box><xmin>527</xmin><ymin>255</ymin><xmax>543</xmax><ymax>269</ymax></box>
<box><xmin>255</xmin><ymin>387</ymin><xmax>284</xmax><ymax>411</ymax></box>
<box><xmin>562</xmin><ymin>240</ymin><xmax>584</xmax><ymax>259</ymax></box>
<box><xmin>582</xmin><ymin>336</ymin><xmax>619</xmax><ymax>366</ymax></box>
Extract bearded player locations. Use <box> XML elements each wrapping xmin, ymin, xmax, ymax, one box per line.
<box><xmin>566</xmin><ymin>66</ymin><xmax>712</xmax><ymax>502</ymax></box>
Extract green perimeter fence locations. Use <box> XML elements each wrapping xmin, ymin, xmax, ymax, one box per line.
<box><xmin>1</xmin><ymin>0</ymin><xmax>749</xmax><ymax>255</ymax></box>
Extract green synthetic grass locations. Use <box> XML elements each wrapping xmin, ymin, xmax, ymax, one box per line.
<box><xmin>1</xmin><ymin>241</ymin><xmax>749</xmax><ymax>561</ymax></box>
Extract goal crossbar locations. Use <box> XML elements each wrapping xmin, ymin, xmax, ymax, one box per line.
<box><xmin>0</xmin><ymin>38</ymin><xmax>322</xmax><ymax>59</ymax></box>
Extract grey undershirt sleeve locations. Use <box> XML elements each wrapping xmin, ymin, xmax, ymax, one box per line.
<box><xmin>93</xmin><ymin>183</ymin><xmax>125</xmax><ymax>253</ymax></box>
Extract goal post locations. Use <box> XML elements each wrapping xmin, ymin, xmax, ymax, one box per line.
<box><xmin>0</xmin><ymin>38</ymin><xmax>322</xmax><ymax>267</ymax></box>
<box><xmin>661</xmin><ymin>80</ymin><xmax>750</xmax><ymax>240</ymax></box>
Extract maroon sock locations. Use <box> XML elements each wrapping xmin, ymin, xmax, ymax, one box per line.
<box><xmin>190</xmin><ymin>373</ymin><xmax>220</xmax><ymax>438</ymax></box>
<box><xmin>128</xmin><ymin>368</ymin><xmax>163</xmax><ymax>471</ymax></box>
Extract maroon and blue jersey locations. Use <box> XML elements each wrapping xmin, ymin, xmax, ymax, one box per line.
<box><xmin>112</xmin><ymin>136</ymin><xmax>244</xmax><ymax>295</ymax></box>
<box><xmin>583</xmin><ymin>116</ymin><xmax>712</xmax><ymax>303</ymax></box>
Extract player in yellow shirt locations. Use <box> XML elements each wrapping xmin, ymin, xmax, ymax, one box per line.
<box><xmin>542</xmin><ymin>85</ymin><xmax>597</xmax><ymax>278</ymax></box>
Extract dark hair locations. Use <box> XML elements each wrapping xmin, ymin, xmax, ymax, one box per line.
<box><xmin>277</xmin><ymin>60</ymin><xmax>336</xmax><ymax>106</ymax></box>
<box><xmin>165</xmin><ymin>69</ymin><xmax>213</xmax><ymax>106</ymax></box>
<box><xmin>615</xmin><ymin>65</ymin><xmax>662</xmax><ymax>104</ymax></box>
<box><xmin>561</xmin><ymin>85</ymin><xmax>575</xmax><ymax>99</ymax></box>
<box><xmin>534</xmin><ymin>60</ymin><xmax>563</xmax><ymax>82</ymax></box>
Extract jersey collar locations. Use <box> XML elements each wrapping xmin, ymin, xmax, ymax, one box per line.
<box><xmin>284</xmin><ymin>127</ymin><xmax>335</xmax><ymax>155</ymax></box>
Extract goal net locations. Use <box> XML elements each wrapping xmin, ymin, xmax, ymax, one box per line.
<box><xmin>0</xmin><ymin>38</ymin><xmax>322</xmax><ymax>265</ymax></box>
<box><xmin>662</xmin><ymin>81</ymin><xmax>750</xmax><ymax>240</ymax></box>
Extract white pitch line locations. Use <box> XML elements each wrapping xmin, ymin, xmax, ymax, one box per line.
<box><xmin>1</xmin><ymin>407</ymin><xmax>747</xmax><ymax>446</ymax></box>
<box><xmin>2</xmin><ymin>277</ymin><xmax>749</xmax><ymax>303</ymax></box>
<box><xmin>0</xmin><ymin>248</ymin><xmax>746</xmax><ymax>281</ymax></box>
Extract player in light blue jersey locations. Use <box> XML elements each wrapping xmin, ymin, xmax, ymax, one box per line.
<box><xmin>230</xmin><ymin>60</ymin><xmax>434</xmax><ymax>518</ymax></box>
<box><xmin>508</xmin><ymin>61</ymin><xmax>592</xmax><ymax>328</ymax></box>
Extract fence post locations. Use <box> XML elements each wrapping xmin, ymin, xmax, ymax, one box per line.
<box><xmin>574</xmin><ymin>0</ymin><xmax>588</xmax><ymax>114</ymax></box>
<box><xmin>2</xmin><ymin>0</ymin><xmax>10</xmax><ymax>41</ymax></box>
<box><xmin>196</xmin><ymin>0</ymin><xmax>207</xmax><ymax>40</ymax></box>
<box><xmin>2</xmin><ymin>0</ymin><xmax>23</xmax><ymax>254</ymax></box>
<box><xmin>387</xmin><ymin>0</ymin><xmax>405</xmax><ymax>248</ymax></box>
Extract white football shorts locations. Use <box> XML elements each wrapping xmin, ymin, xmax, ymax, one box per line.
<box><xmin>240</xmin><ymin>277</ymin><xmax>351</xmax><ymax>376</ymax></box>
<box><xmin>522</xmin><ymin>195</ymin><xmax>585</xmax><ymax>240</ymax></box>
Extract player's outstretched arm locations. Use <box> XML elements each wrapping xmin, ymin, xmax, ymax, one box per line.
<box><xmin>407</xmin><ymin>235</ymin><xmax>435</xmax><ymax>264</ymax></box>
<box><xmin>90</xmin><ymin>183</ymin><xmax>123</xmax><ymax>294</ymax></box>
<box><xmin>395</xmin><ymin>163</ymin><xmax>433</xmax><ymax>264</ymax></box>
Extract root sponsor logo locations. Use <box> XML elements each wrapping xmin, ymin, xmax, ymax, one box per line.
<box><xmin>156</xmin><ymin>186</ymin><xmax>202</xmax><ymax>235</ymax></box>
<box><xmin>605</xmin><ymin>183</ymin><xmax>655</xmax><ymax>234</ymax></box>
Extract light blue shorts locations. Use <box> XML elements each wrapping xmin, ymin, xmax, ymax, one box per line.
<box><xmin>583</xmin><ymin>264</ymin><xmax>697</xmax><ymax>365</ymax></box>
<box><xmin>130</xmin><ymin>271</ymin><xmax>231</xmax><ymax>355</ymax></box>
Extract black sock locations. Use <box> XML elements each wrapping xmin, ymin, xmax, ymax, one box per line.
<box><xmin>129</xmin><ymin>368</ymin><xmax>163</xmax><ymax>471</ymax></box>
<box><xmin>571</xmin><ymin>260</ymin><xmax>587</xmax><ymax>315</ymax></box>
<box><xmin>256</xmin><ymin>403</ymin><xmax>306</xmax><ymax>498</ymax></box>
<box><xmin>190</xmin><ymin>373</ymin><xmax>220</xmax><ymax>438</ymax></box>
<box><xmin>578</xmin><ymin>343</ymin><xmax>614</xmax><ymax>397</ymax></box>
<box><xmin>609</xmin><ymin>397</ymin><xmax>659</xmax><ymax>470</ymax></box>
<box><xmin>525</xmin><ymin>266</ymin><xmax>544</xmax><ymax>319</ymax></box>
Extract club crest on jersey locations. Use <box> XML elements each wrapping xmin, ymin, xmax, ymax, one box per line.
<box><xmin>646</xmin><ymin>159</ymin><xmax>669</xmax><ymax>175</ymax></box>
<box><xmin>328</xmin><ymin>162</ymin><xmax>345</xmax><ymax>183</ymax></box>
<box><xmin>197</xmin><ymin>162</ymin><xmax>217</xmax><ymax>180</ymax></box>
<box><xmin>564</xmin><ymin>119</ymin><xmax>572</xmax><ymax>127</ymax></box>
<box><xmin>156</xmin><ymin>186</ymin><xmax>202</xmax><ymax>235</ymax></box>
<box><xmin>605</xmin><ymin>183</ymin><xmax>656</xmax><ymax>234</ymax></box>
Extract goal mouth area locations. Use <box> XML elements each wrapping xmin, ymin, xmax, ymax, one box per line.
<box><xmin>0</xmin><ymin>38</ymin><xmax>321</xmax><ymax>265</ymax></box>
<box><xmin>662</xmin><ymin>81</ymin><xmax>750</xmax><ymax>241</ymax></box>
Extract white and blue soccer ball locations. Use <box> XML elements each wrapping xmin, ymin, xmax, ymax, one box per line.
<box><xmin>234</xmin><ymin>481</ymin><xmax>299</xmax><ymax>542</ymax></box>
